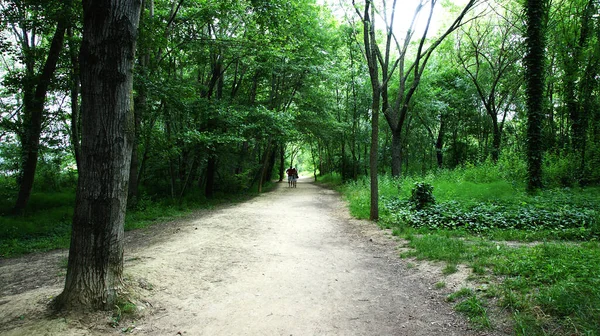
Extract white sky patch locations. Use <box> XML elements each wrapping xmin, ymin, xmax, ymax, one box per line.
<box><xmin>318</xmin><ymin>0</ymin><xmax>456</xmax><ymax>37</ymax></box>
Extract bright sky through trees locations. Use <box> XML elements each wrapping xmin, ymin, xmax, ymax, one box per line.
<box><xmin>318</xmin><ymin>0</ymin><xmax>449</xmax><ymax>37</ymax></box>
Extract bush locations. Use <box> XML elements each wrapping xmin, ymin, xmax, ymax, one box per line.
<box><xmin>409</xmin><ymin>182</ymin><xmax>435</xmax><ymax>209</ymax></box>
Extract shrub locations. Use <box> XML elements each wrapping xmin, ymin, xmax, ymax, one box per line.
<box><xmin>409</xmin><ymin>182</ymin><xmax>435</xmax><ymax>210</ymax></box>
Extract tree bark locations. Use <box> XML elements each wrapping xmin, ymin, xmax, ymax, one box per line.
<box><xmin>390</xmin><ymin>127</ymin><xmax>402</xmax><ymax>176</ymax></box>
<box><xmin>128</xmin><ymin>0</ymin><xmax>153</xmax><ymax>206</ymax></box>
<box><xmin>258</xmin><ymin>140</ymin><xmax>272</xmax><ymax>193</ymax></box>
<box><xmin>436</xmin><ymin>117</ymin><xmax>445</xmax><ymax>168</ymax></box>
<box><xmin>13</xmin><ymin>16</ymin><xmax>68</xmax><ymax>213</ymax></box>
<box><xmin>55</xmin><ymin>0</ymin><xmax>141</xmax><ymax>311</ymax></box>
<box><xmin>524</xmin><ymin>0</ymin><xmax>547</xmax><ymax>191</ymax></box>
<box><xmin>491</xmin><ymin>119</ymin><xmax>501</xmax><ymax>163</ymax></box>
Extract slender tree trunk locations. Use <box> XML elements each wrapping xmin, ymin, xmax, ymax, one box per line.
<box><xmin>436</xmin><ymin>118</ymin><xmax>445</xmax><ymax>168</ymax></box>
<box><xmin>13</xmin><ymin>17</ymin><xmax>68</xmax><ymax>213</ymax></box>
<box><xmin>258</xmin><ymin>140</ymin><xmax>272</xmax><ymax>193</ymax></box>
<box><xmin>278</xmin><ymin>145</ymin><xmax>285</xmax><ymax>182</ymax></box>
<box><xmin>67</xmin><ymin>27</ymin><xmax>81</xmax><ymax>171</ymax></box>
<box><xmin>355</xmin><ymin>0</ymin><xmax>380</xmax><ymax>220</ymax></box>
<box><xmin>179</xmin><ymin>156</ymin><xmax>197</xmax><ymax>199</ymax></box>
<box><xmin>265</xmin><ymin>144</ymin><xmax>277</xmax><ymax>183</ymax></box>
<box><xmin>128</xmin><ymin>101</ymin><xmax>142</xmax><ymax>205</ymax></box>
<box><xmin>55</xmin><ymin>0</ymin><xmax>141</xmax><ymax>311</ymax></box>
<box><xmin>205</xmin><ymin>155</ymin><xmax>216</xmax><ymax>198</ymax></box>
<box><xmin>128</xmin><ymin>1</ymin><xmax>152</xmax><ymax>207</ymax></box>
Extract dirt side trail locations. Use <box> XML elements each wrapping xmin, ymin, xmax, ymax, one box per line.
<box><xmin>0</xmin><ymin>177</ymin><xmax>502</xmax><ymax>335</ymax></box>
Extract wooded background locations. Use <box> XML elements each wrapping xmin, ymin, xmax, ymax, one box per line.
<box><xmin>0</xmin><ymin>0</ymin><xmax>598</xmax><ymax>211</ymax></box>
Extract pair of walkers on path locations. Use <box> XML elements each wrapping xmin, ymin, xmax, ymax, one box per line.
<box><xmin>286</xmin><ymin>166</ymin><xmax>298</xmax><ymax>188</ymax></box>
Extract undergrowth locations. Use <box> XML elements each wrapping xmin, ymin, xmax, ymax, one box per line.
<box><xmin>337</xmin><ymin>164</ymin><xmax>600</xmax><ymax>335</ymax></box>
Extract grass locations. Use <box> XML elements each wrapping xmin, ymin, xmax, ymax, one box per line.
<box><xmin>337</xmin><ymin>164</ymin><xmax>600</xmax><ymax>335</ymax></box>
<box><xmin>316</xmin><ymin>172</ymin><xmax>343</xmax><ymax>187</ymax></box>
<box><xmin>399</xmin><ymin>231</ymin><xmax>600</xmax><ymax>335</ymax></box>
<box><xmin>455</xmin><ymin>294</ymin><xmax>492</xmax><ymax>329</ymax></box>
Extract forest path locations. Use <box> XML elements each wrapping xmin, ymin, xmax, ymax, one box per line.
<box><xmin>0</xmin><ymin>177</ymin><xmax>494</xmax><ymax>335</ymax></box>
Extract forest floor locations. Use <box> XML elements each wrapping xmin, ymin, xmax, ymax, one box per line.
<box><xmin>0</xmin><ymin>177</ymin><xmax>509</xmax><ymax>335</ymax></box>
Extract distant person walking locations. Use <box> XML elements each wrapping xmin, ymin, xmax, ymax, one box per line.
<box><xmin>285</xmin><ymin>166</ymin><xmax>298</xmax><ymax>188</ymax></box>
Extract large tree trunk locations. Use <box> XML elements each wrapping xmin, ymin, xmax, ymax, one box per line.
<box><xmin>524</xmin><ymin>0</ymin><xmax>547</xmax><ymax>191</ymax></box>
<box><xmin>55</xmin><ymin>0</ymin><xmax>141</xmax><ymax>311</ymax></box>
<box><xmin>13</xmin><ymin>18</ymin><xmax>68</xmax><ymax>213</ymax></box>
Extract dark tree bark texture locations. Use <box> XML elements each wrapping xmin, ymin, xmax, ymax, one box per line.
<box><xmin>524</xmin><ymin>0</ymin><xmax>547</xmax><ymax>191</ymax></box>
<box><xmin>55</xmin><ymin>0</ymin><xmax>142</xmax><ymax>311</ymax></box>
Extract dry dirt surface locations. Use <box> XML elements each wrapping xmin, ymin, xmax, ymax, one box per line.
<box><xmin>0</xmin><ymin>177</ymin><xmax>503</xmax><ymax>336</ymax></box>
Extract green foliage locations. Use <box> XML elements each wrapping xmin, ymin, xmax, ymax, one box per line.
<box><xmin>543</xmin><ymin>152</ymin><xmax>578</xmax><ymax>188</ymax></box>
<box><xmin>447</xmin><ymin>287</ymin><xmax>474</xmax><ymax>302</ymax></box>
<box><xmin>340</xmin><ymin>163</ymin><xmax>600</xmax><ymax>334</ymax></box>
<box><xmin>387</xmin><ymin>198</ymin><xmax>598</xmax><ymax>239</ymax></box>
<box><xmin>404</xmin><ymin>233</ymin><xmax>600</xmax><ymax>334</ymax></box>
<box><xmin>0</xmin><ymin>191</ymin><xmax>75</xmax><ymax>256</ymax></box>
<box><xmin>408</xmin><ymin>182</ymin><xmax>435</xmax><ymax>210</ymax></box>
<box><xmin>111</xmin><ymin>297</ymin><xmax>138</xmax><ymax>328</ymax></box>
<box><xmin>341</xmin><ymin>177</ymin><xmax>372</xmax><ymax>219</ymax></box>
<box><xmin>404</xmin><ymin>234</ymin><xmax>469</xmax><ymax>264</ymax></box>
<box><xmin>379</xmin><ymin>165</ymin><xmax>599</xmax><ymax>239</ymax></box>
<box><xmin>318</xmin><ymin>172</ymin><xmax>342</xmax><ymax>184</ymax></box>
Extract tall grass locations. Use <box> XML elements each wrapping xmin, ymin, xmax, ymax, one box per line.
<box><xmin>342</xmin><ymin>162</ymin><xmax>527</xmax><ymax>219</ymax></box>
<box><xmin>316</xmin><ymin>172</ymin><xmax>342</xmax><ymax>186</ymax></box>
<box><xmin>338</xmin><ymin>163</ymin><xmax>600</xmax><ymax>334</ymax></box>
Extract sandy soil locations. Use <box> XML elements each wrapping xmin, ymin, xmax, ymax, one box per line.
<box><xmin>0</xmin><ymin>177</ymin><xmax>505</xmax><ymax>335</ymax></box>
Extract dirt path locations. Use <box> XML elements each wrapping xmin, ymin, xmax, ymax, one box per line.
<box><xmin>0</xmin><ymin>178</ymin><xmax>496</xmax><ymax>335</ymax></box>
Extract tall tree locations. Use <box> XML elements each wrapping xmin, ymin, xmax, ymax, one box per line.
<box><xmin>524</xmin><ymin>0</ymin><xmax>548</xmax><ymax>191</ymax></box>
<box><xmin>456</xmin><ymin>10</ymin><xmax>522</xmax><ymax>162</ymax></box>
<box><xmin>353</xmin><ymin>0</ymin><xmax>380</xmax><ymax>220</ymax></box>
<box><xmin>555</xmin><ymin>0</ymin><xmax>598</xmax><ymax>182</ymax></box>
<box><xmin>2</xmin><ymin>0</ymin><xmax>71</xmax><ymax>213</ymax></box>
<box><xmin>352</xmin><ymin>0</ymin><xmax>481</xmax><ymax>178</ymax></box>
<box><xmin>55</xmin><ymin>0</ymin><xmax>142</xmax><ymax>310</ymax></box>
